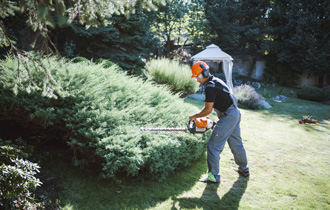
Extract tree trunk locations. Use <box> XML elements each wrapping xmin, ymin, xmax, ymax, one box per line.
<box><xmin>247</xmin><ymin>57</ymin><xmax>257</xmax><ymax>78</ymax></box>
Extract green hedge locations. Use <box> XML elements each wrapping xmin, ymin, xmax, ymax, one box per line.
<box><xmin>297</xmin><ymin>86</ymin><xmax>324</xmax><ymax>102</ymax></box>
<box><xmin>0</xmin><ymin>56</ymin><xmax>208</xmax><ymax>181</ymax></box>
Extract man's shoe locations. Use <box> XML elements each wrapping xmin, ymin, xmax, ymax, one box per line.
<box><xmin>235</xmin><ymin>167</ymin><xmax>250</xmax><ymax>177</ymax></box>
<box><xmin>199</xmin><ymin>172</ymin><xmax>220</xmax><ymax>183</ymax></box>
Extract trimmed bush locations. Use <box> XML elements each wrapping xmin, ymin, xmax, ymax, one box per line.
<box><xmin>297</xmin><ymin>86</ymin><xmax>324</xmax><ymax>102</ymax></box>
<box><xmin>0</xmin><ymin>56</ymin><xmax>208</xmax><ymax>181</ymax></box>
<box><xmin>145</xmin><ymin>58</ymin><xmax>199</xmax><ymax>95</ymax></box>
<box><xmin>234</xmin><ymin>84</ymin><xmax>265</xmax><ymax>110</ymax></box>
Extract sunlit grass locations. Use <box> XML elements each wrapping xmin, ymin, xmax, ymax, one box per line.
<box><xmin>57</xmin><ymin>94</ymin><xmax>330</xmax><ymax>210</ymax></box>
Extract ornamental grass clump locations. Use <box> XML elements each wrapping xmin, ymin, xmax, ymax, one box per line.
<box><xmin>0</xmin><ymin>56</ymin><xmax>208</xmax><ymax>181</ymax></box>
<box><xmin>234</xmin><ymin>84</ymin><xmax>265</xmax><ymax>110</ymax></box>
<box><xmin>145</xmin><ymin>57</ymin><xmax>199</xmax><ymax>95</ymax></box>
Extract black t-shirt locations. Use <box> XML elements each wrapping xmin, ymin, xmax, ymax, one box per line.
<box><xmin>205</xmin><ymin>76</ymin><xmax>233</xmax><ymax>112</ymax></box>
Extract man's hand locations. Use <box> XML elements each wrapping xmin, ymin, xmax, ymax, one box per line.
<box><xmin>188</xmin><ymin>102</ymin><xmax>214</xmax><ymax>122</ymax></box>
<box><xmin>189</xmin><ymin>114</ymin><xmax>196</xmax><ymax>122</ymax></box>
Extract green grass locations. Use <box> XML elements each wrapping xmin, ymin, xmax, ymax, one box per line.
<box><xmin>46</xmin><ymin>92</ymin><xmax>330</xmax><ymax>210</ymax></box>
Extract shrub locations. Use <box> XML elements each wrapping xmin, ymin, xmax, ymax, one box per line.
<box><xmin>234</xmin><ymin>84</ymin><xmax>265</xmax><ymax>110</ymax></box>
<box><xmin>323</xmin><ymin>86</ymin><xmax>330</xmax><ymax>101</ymax></box>
<box><xmin>297</xmin><ymin>86</ymin><xmax>324</xmax><ymax>102</ymax></box>
<box><xmin>96</xmin><ymin>58</ymin><xmax>116</xmax><ymax>69</ymax></box>
<box><xmin>263</xmin><ymin>61</ymin><xmax>299</xmax><ymax>87</ymax></box>
<box><xmin>0</xmin><ymin>56</ymin><xmax>208</xmax><ymax>181</ymax></box>
<box><xmin>0</xmin><ymin>139</ymin><xmax>42</xmax><ymax>209</ymax></box>
<box><xmin>145</xmin><ymin>58</ymin><xmax>199</xmax><ymax>95</ymax></box>
<box><xmin>71</xmin><ymin>56</ymin><xmax>89</xmax><ymax>63</ymax></box>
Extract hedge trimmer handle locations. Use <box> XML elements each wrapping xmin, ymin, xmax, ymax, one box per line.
<box><xmin>187</xmin><ymin>120</ymin><xmax>197</xmax><ymax>134</ymax></box>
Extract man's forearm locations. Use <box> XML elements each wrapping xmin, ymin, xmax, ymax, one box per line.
<box><xmin>189</xmin><ymin>102</ymin><xmax>214</xmax><ymax>121</ymax></box>
<box><xmin>189</xmin><ymin>107</ymin><xmax>212</xmax><ymax>121</ymax></box>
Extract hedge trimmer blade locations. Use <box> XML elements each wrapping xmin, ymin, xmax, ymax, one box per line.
<box><xmin>140</xmin><ymin>127</ymin><xmax>187</xmax><ymax>132</ymax></box>
<box><xmin>140</xmin><ymin>117</ymin><xmax>216</xmax><ymax>134</ymax></box>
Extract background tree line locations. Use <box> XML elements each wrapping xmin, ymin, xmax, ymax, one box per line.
<box><xmin>1</xmin><ymin>0</ymin><xmax>329</xmax><ymax>87</ymax></box>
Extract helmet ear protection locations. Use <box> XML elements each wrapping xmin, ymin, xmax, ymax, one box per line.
<box><xmin>199</xmin><ymin>63</ymin><xmax>210</xmax><ymax>78</ymax></box>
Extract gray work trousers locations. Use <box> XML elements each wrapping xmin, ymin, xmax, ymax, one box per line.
<box><xmin>208</xmin><ymin>104</ymin><xmax>248</xmax><ymax>176</ymax></box>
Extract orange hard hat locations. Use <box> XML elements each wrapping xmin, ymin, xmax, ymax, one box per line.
<box><xmin>191</xmin><ymin>61</ymin><xmax>209</xmax><ymax>78</ymax></box>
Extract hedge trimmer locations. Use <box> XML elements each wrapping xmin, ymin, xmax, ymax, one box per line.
<box><xmin>140</xmin><ymin>117</ymin><xmax>216</xmax><ymax>134</ymax></box>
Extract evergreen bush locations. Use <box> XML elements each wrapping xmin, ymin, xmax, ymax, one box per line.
<box><xmin>145</xmin><ymin>58</ymin><xmax>199</xmax><ymax>95</ymax></box>
<box><xmin>234</xmin><ymin>84</ymin><xmax>265</xmax><ymax>110</ymax></box>
<box><xmin>297</xmin><ymin>86</ymin><xmax>324</xmax><ymax>102</ymax></box>
<box><xmin>0</xmin><ymin>56</ymin><xmax>208</xmax><ymax>181</ymax></box>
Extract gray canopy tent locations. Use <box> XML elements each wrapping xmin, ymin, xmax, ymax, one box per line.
<box><xmin>191</xmin><ymin>44</ymin><xmax>234</xmax><ymax>93</ymax></box>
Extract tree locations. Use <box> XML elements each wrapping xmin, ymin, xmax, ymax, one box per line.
<box><xmin>205</xmin><ymin>0</ymin><xmax>270</xmax><ymax>75</ymax></box>
<box><xmin>0</xmin><ymin>0</ymin><xmax>163</xmax><ymax>97</ymax></box>
<box><xmin>204</xmin><ymin>0</ymin><xmax>241</xmax><ymax>54</ymax></box>
<box><xmin>148</xmin><ymin>0</ymin><xmax>189</xmax><ymax>56</ymax></box>
<box><xmin>267</xmin><ymin>0</ymin><xmax>330</xmax><ymax>87</ymax></box>
<box><xmin>148</xmin><ymin>0</ymin><xmax>211</xmax><ymax>58</ymax></box>
<box><xmin>184</xmin><ymin>0</ymin><xmax>213</xmax><ymax>53</ymax></box>
<box><xmin>236</xmin><ymin>0</ymin><xmax>270</xmax><ymax>76</ymax></box>
<box><xmin>68</xmin><ymin>6</ymin><xmax>161</xmax><ymax>73</ymax></box>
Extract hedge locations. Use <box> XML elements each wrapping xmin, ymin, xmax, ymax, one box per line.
<box><xmin>297</xmin><ymin>86</ymin><xmax>324</xmax><ymax>102</ymax></box>
<box><xmin>0</xmin><ymin>56</ymin><xmax>208</xmax><ymax>181</ymax></box>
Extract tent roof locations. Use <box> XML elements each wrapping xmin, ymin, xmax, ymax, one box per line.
<box><xmin>191</xmin><ymin>44</ymin><xmax>233</xmax><ymax>61</ymax></box>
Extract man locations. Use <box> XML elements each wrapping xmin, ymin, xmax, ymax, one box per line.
<box><xmin>189</xmin><ymin>61</ymin><xmax>249</xmax><ymax>183</ymax></box>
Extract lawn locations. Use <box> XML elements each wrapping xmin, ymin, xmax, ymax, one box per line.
<box><xmin>47</xmin><ymin>88</ymin><xmax>330</xmax><ymax>210</ymax></box>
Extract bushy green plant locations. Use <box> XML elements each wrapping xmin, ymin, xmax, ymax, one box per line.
<box><xmin>297</xmin><ymin>86</ymin><xmax>324</xmax><ymax>102</ymax></box>
<box><xmin>263</xmin><ymin>61</ymin><xmax>299</xmax><ymax>87</ymax></box>
<box><xmin>0</xmin><ymin>139</ymin><xmax>42</xmax><ymax>209</ymax></box>
<box><xmin>0</xmin><ymin>56</ymin><xmax>208</xmax><ymax>181</ymax></box>
<box><xmin>234</xmin><ymin>84</ymin><xmax>265</xmax><ymax>110</ymax></box>
<box><xmin>71</xmin><ymin>56</ymin><xmax>89</xmax><ymax>63</ymax></box>
<box><xmin>96</xmin><ymin>58</ymin><xmax>116</xmax><ymax>69</ymax></box>
<box><xmin>145</xmin><ymin>58</ymin><xmax>199</xmax><ymax>95</ymax></box>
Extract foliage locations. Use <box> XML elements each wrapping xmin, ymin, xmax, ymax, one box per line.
<box><xmin>323</xmin><ymin>86</ymin><xmax>330</xmax><ymax>101</ymax></box>
<box><xmin>95</xmin><ymin>58</ymin><xmax>116</xmax><ymax>69</ymax></box>
<box><xmin>204</xmin><ymin>0</ymin><xmax>240</xmax><ymax>54</ymax></box>
<box><xmin>0</xmin><ymin>56</ymin><xmax>208</xmax><ymax>181</ymax></box>
<box><xmin>71</xmin><ymin>56</ymin><xmax>89</xmax><ymax>63</ymax></box>
<box><xmin>148</xmin><ymin>0</ymin><xmax>212</xmax><ymax>57</ymax></box>
<box><xmin>262</xmin><ymin>60</ymin><xmax>300</xmax><ymax>87</ymax></box>
<box><xmin>234</xmin><ymin>84</ymin><xmax>265</xmax><ymax>110</ymax></box>
<box><xmin>297</xmin><ymin>86</ymin><xmax>324</xmax><ymax>102</ymax></box>
<box><xmin>45</xmin><ymin>89</ymin><xmax>330</xmax><ymax>209</ymax></box>
<box><xmin>69</xmin><ymin>5</ymin><xmax>161</xmax><ymax>73</ymax></box>
<box><xmin>0</xmin><ymin>0</ymin><xmax>163</xmax><ymax>96</ymax></box>
<box><xmin>64</xmin><ymin>41</ymin><xmax>76</xmax><ymax>58</ymax></box>
<box><xmin>145</xmin><ymin>57</ymin><xmax>199</xmax><ymax>95</ymax></box>
<box><xmin>205</xmin><ymin>0</ymin><xmax>269</xmax><ymax>57</ymax></box>
<box><xmin>0</xmin><ymin>139</ymin><xmax>42</xmax><ymax>209</ymax></box>
<box><xmin>266</xmin><ymin>0</ymin><xmax>330</xmax><ymax>87</ymax></box>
